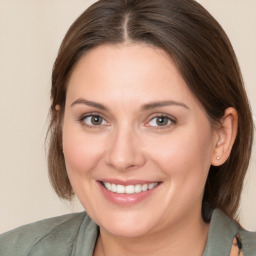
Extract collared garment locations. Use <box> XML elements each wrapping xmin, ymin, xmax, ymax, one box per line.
<box><xmin>0</xmin><ymin>209</ymin><xmax>255</xmax><ymax>256</ymax></box>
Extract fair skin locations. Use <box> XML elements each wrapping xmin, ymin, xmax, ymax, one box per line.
<box><xmin>62</xmin><ymin>43</ymin><xmax>237</xmax><ymax>256</ymax></box>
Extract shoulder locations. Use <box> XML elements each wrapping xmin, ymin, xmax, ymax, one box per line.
<box><xmin>215</xmin><ymin>210</ymin><xmax>256</xmax><ymax>255</ymax></box>
<box><xmin>0</xmin><ymin>211</ymin><xmax>96</xmax><ymax>256</ymax></box>
<box><xmin>239</xmin><ymin>227</ymin><xmax>256</xmax><ymax>256</ymax></box>
<box><xmin>204</xmin><ymin>209</ymin><xmax>256</xmax><ymax>256</ymax></box>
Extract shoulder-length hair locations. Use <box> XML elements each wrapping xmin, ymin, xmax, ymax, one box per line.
<box><xmin>48</xmin><ymin>0</ymin><xmax>254</xmax><ymax>221</ymax></box>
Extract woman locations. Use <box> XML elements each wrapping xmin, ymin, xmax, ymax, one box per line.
<box><xmin>0</xmin><ymin>0</ymin><xmax>255</xmax><ymax>255</ymax></box>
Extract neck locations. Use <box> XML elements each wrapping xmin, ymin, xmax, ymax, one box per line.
<box><xmin>93</xmin><ymin>210</ymin><xmax>209</xmax><ymax>256</ymax></box>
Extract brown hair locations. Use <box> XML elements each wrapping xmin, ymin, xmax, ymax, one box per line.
<box><xmin>48</xmin><ymin>0</ymin><xmax>254</xmax><ymax>221</ymax></box>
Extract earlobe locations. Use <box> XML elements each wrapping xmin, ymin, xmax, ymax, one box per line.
<box><xmin>55</xmin><ymin>104</ymin><xmax>61</xmax><ymax>111</ymax></box>
<box><xmin>211</xmin><ymin>107</ymin><xmax>238</xmax><ymax>166</ymax></box>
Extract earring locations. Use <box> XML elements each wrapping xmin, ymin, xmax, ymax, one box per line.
<box><xmin>216</xmin><ymin>156</ymin><xmax>221</xmax><ymax>160</ymax></box>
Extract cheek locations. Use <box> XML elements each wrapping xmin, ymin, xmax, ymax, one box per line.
<box><xmin>62</xmin><ymin>123</ymin><xmax>103</xmax><ymax>176</ymax></box>
<box><xmin>146</xmin><ymin>125</ymin><xmax>214</xmax><ymax>189</ymax></box>
<box><xmin>173</xmin><ymin>132</ymin><xmax>213</xmax><ymax>171</ymax></box>
<box><xmin>151</xmin><ymin>131</ymin><xmax>212</xmax><ymax>167</ymax></box>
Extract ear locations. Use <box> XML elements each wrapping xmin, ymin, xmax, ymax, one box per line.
<box><xmin>211</xmin><ymin>107</ymin><xmax>238</xmax><ymax>166</ymax></box>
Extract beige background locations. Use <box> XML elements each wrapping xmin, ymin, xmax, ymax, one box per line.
<box><xmin>0</xmin><ymin>0</ymin><xmax>255</xmax><ymax>233</ymax></box>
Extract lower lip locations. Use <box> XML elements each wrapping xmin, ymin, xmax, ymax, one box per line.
<box><xmin>98</xmin><ymin>182</ymin><xmax>160</xmax><ymax>206</ymax></box>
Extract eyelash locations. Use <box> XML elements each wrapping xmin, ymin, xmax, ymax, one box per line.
<box><xmin>145</xmin><ymin>114</ymin><xmax>176</xmax><ymax>129</ymax></box>
<box><xmin>78</xmin><ymin>112</ymin><xmax>108</xmax><ymax>128</ymax></box>
<box><xmin>78</xmin><ymin>113</ymin><xmax>176</xmax><ymax>129</ymax></box>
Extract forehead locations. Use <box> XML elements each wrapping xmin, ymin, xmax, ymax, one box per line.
<box><xmin>66</xmin><ymin>43</ymin><xmax>199</xmax><ymax>109</ymax></box>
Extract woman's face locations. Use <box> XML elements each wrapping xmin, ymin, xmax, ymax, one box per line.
<box><xmin>63</xmin><ymin>44</ymin><xmax>218</xmax><ymax>237</ymax></box>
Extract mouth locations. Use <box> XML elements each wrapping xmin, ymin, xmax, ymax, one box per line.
<box><xmin>98</xmin><ymin>180</ymin><xmax>161</xmax><ymax>206</ymax></box>
<box><xmin>100</xmin><ymin>181</ymin><xmax>160</xmax><ymax>194</ymax></box>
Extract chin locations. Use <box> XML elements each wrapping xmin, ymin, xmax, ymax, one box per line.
<box><xmin>94</xmin><ymin>211</ymin><xmax>158</xmax><ymax>238</ymax></box>
<box><xmin>101</xmin><ymin>221</ymin><xmax>154</xmax><ymax>238</ymax></box>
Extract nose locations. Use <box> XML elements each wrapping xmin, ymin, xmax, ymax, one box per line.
<box><xmin>105</xmin><ymin>126</ymin><xmax>146</xmax><ymax>171</ymax></box>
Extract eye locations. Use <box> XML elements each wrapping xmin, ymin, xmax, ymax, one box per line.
<box><xmin>81</xmin><ymin>114</ymin><xmax>108</xmax><ymax>127</ymax></box>
<box><xmin>146</xmin><ymin>115</ymin><xmax>174</xmax><ymax>127</ymax></box>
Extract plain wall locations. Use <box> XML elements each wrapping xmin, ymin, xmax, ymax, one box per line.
<box><xmin>0</xmin><ymin>0</ymin><xmax>255</xmax><ymax>233</ymax></box>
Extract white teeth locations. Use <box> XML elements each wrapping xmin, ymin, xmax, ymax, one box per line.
<box><xmin>116</xmin><ymin>185</ymin><xmax>125</xmax><ymax>193</ymax></box>
<box><xmin>148</xmin><ymin>182</ymin><xmax>158</xmax><ymax>189</ymax></box>
<box><xmin>111</xmin><ymin>183</ymin><xmax>117</xmax><ymax>192</ymax></box>
<box><xmin>102</xmin><ymin>182</ymin><xmax>158</xmax><ymax>194</ymax></box>
<box><xmin>142</xmin><ymin>184</ymin><xmax>148</xmax><ymax>191</ymax></box>
<box><xmin>125</xmin><ymin>185</ymin><xmax>135</xmax><ymax>194</ymax></box>
<box><xmin>134</xmin><ymin>184</ymin><xmax>142</xmax><ymax>193</ymax></box>
<box><xmin>105</xmin><ymin>182</ymin><xmax>112</xmax><ymax>190</ymax></box>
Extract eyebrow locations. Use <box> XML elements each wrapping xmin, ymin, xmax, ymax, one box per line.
<box><xmin>71</xmin><ymin>98</ymin><xmax>108</xmax><ymax>110</ymax></box>
<box><xmin>140</xmin><ymin>100</ymin><xmax>189</xmax><ymax>111</ymax></box>
<box><xmin>71</xmin><ymin>98</ymin><xmax>189</xmax><ymax>111</ymax></box>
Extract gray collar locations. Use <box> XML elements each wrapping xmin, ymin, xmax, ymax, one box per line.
<box><xmin>203</xmin><ymin>209</ymin><xmax>240</xmax><ymax>256</ymax></box>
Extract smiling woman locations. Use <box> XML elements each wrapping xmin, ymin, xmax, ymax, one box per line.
<box><xmin>0</xmin><ymin>0</ymin><xmax>255</xmax><ymax>255</ymax></box>
<box><xmin>63</xmin><ymin>44</ymin><xmax>216</xmax><ymax>242</ymax></box>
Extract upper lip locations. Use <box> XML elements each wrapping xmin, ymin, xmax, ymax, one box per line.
<box><xmin>98</xmin><ymin>179</ymin><xmax>161</xmax><ymax>185</ymax></box>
